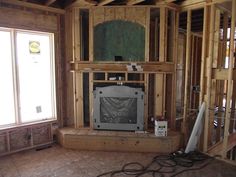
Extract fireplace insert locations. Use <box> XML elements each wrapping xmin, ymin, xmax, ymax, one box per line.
<box><xmin>93</xmin><ymin>86</ymin><xmax>144</xmax><ymax>131</ymax></box>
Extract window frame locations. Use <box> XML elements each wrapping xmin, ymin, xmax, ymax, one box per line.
<box><xmin>0</xmin><ymin>27</ymin><xmax>57</xmax><ymax>129</ymax></box>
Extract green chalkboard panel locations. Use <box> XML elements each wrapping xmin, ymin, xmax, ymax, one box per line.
<box><xmin>94</xmin><ymin>20</ymin><xmax>145</xmax><ymax>61</ymax></box>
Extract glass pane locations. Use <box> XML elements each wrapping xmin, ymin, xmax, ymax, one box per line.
<box><xmin>0</xmin><ymin>30</ymin><xmax>16</xmax><ymax>125</ymax></box>
<box><xmin>16</xmin><ymin>32</ymin><xmax>55</xmax><ymax>122</ymax></box>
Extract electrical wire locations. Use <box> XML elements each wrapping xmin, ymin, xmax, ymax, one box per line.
<box><xmin>97</xmin><ymin>151</ymin><xmax>214</xmax><ymax>177</ymax></box>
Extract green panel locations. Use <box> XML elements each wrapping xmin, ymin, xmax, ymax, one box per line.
<box><xmin>94</xmin><ymin>20</ymin><xmax>145</xmax><ymax>61</ymax></box>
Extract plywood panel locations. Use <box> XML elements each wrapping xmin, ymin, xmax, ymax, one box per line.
<box><xmin>93</xmin><ymin>8</ymin><xmax>105</xmax><ymax>26</ymax></box>
<box><xmin>115</xmin><ymin>7</ymin><xmax>125</xmax><ymax>20</ymax></box>
<box><xmin>104</xmin><ymin>8</ymin><xmax>115</xmax><ymax>21</ymax></box>
<box><xmin>93</xmin><ymin>7</ymin><xmax>147</xmax><ymax>27</ymax></box>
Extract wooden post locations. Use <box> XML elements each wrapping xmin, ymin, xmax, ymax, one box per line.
<box><xmin>89</xmin><ymin>8</ymin><xmax>94</xmax><ymax>129</ymax></box>
<box><xmin>208</xmin><ymin>8</ymin><xmax>220</xmax><ymax>145</ymax></box>
<box><xmin>144</xmin><ymin>7</ymin><xmax>150</xmax><ymax>130</ymax></box>
<box><xmin>199</xmin><ymin>6</ymin><xmax>208</xmax><ymax>106</ymax></box>
<box><xmin>154</xmin><ymin>6</ymin><xmax>167</xmax><ymax>118</ymax></box>
<box><xmin>222</xmin><ymin>0</ymin><xmax>236</xmax><ymax>158</ymax></box>
<box><xmin>216</xmin><ymin>12</ymin><xmax>228</xmax><ymax>142</ymax></box>
<box><xmin>183</xmin><ymin>10</ymin><xmax>191</xmax><ymax>142</ymax></box>
<box><xmin>72</xmin><ymin>7</ymin><xmax>85</xmax><ymax>128</ymax></box>
<box><xmin>204</xmin><ymin>4</ymin><xmax>215</xmax><ymax>152</ymax></box>
<box><xmin>170</xmin><ymin>10</ymin><xmax>179</xmax><ymax>130</ymax></box>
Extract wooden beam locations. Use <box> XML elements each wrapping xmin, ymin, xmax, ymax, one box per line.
<box><xmin>222</xmin><ymin>0</ymin><xmax>236</xmax><ymax>158</ymax></box>
<box><xmin>212</xmin><ymin>69</ymin><xmax>236</xmax><ymax>80</ymax></box>
<box><xmin>126</xmin><ymin>0</ymin><xmax>145</xmax><ymax>5</ymax></box>
<box><xmin>0</xmin><ymin>0</ymin><xmax>65</xmax><ymax>14</ymax></box>
<box><xmin>71</xmin><ymin>62</ymin><xmax>175</xmax><ymax>73</ymax></box>
<box><xmin>98</xmin><ymin>0</ymin><xmax>115</xmax><ymax>6</ymax></box>
<box><xmin>70</xmin><ymin>0</ymin><xmax>97</xmax><ymax>7</ymax></box>
<box><xmin>45</xmin><ymin>0</ymin><xmax>56</xmax><ymax>6</ymax></box>
<box><xmin>180</xmin><ymin>0</ymin><xmax>206</xmax><ymax>11</ymax></box>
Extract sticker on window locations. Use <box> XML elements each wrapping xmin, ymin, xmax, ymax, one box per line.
<box><xmin>29</xmin><ymin>41</ymin><xmax>40</xmax><ymax>54</ymax></box>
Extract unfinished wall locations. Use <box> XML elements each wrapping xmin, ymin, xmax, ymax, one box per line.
<box><xmin>0</xmin><ymin>2</ymin><xmax>65</xmax><ymax>155</ymax></box>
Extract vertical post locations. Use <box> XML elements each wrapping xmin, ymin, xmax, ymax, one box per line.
<box><xmin>208</xmin><ymin>8</ymin><xmax>220</xmax><ymax>145</ymax></box>
<box><xmin>72</xmin><ymin>8</ymin><xmax>84</xmax><ymax>128</ymax></box>
<box><xmin>154</xmin><ymin>6</ymin><xmax>167</xmax><ymax>118</ymax></box>
<box><xmin>204</xmin><ymin>4</ymin><xmax>215</xmax><ymax>152</ymax></box>
<box><xmin>183</xmin><ymin>10</ymin><xmax>191</xmax><ymax>141</ymax></box>
<box><xmin>170</xmin><ymin>10</ymin><xmax>179</xmax><ymax>129</ymax></box>
<box><xmin>216</xmin><ymin>12</ymin><xmax>228</xmax><ymax>142</ymax></box>
<box><xmin>144</xmin><ymin>7</ymin><xmax>150</xmax><ymax>130</ymax></box>
<box><xmin>222</xmin><ymin>0</ymin><xmax>236</xmax><ymax>158</ymax></box>
<box><xmin>89</xmin><ymin>8</ymin><xmax>94</xmax><ymax>129</ymax></box>
<box><xmin>199</xmin><ymin>6</ymin><xmax>208</xmax><ymax>106</ymax></box>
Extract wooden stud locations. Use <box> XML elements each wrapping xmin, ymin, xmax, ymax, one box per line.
<box><xmin>89</xmin><ymin>73</ymin><xmax>94</xmax><ymax>129</ymax></box>
<box><xmin>145</xmin><ymin>7</ymin><xmax>150</xmax><ymax>62</ymax></box>
<box><xmin>199</xmin><ymin>6</ymin><xmax>208</xmax><ymax>105</ymax></box>
<box><xmin>183</xmin><ymin>10</ymin><xmax>191</xmax><ymax>142</ymax></box>
<box><xmin>144</xmin><ymin>74</ymin><xmax>149</xmax><ymax>130</ymax></box>
<box><xmin>222</xmin><ymin>0</ymin><xmax>236</xmax><ymax>158</ymax></box>
<box><xmin>89</xmin><ymin>9</ymin><xmax>94</xmax><ymax>62</ymax></box>
<box><xmin>216</xmin><ymin>12</ymin><xmax>228</xmax><ymax>142</ymax></box>
<box><xmin>170</xmin><ymin>11</ymin><xmax>179</xmax><ymax>130</ymax></box>
<box><xmin>154</xmin><ymin>6</ymin><xmax>167</xmax><ymax>119</ymax></box>
<box><xmin>208</xmin><ymin>7</ymin><xmax>220</xmax><ymax>146</ymax></box>
<box><xmin>203</xmin><ymin>4</ymin><xmax>215</xmax><ymax>152</ymax></box>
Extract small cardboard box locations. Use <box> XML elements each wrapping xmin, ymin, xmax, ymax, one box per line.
<box><xmin>155</xmin><ymin>120</ymin><xmax>167</xmax><ymax>136</ymax></box>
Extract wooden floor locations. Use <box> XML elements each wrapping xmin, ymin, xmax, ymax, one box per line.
<box><xmin>58</xmin><ymin>128</ymin><xmax>182</xmax><ymax>153</ymax></box>
<box><xmin>0</xmin><ymin>144</ymin><xmax>236</xmax><ymax>177</ymax></box>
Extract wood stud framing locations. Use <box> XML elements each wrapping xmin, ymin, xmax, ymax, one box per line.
<box><xmin>64</xmin><ymin>0</ymin><xmax>236</xmax><ymax>159</ymax></box>
<box><xmin>222</xmin><ymin>0</ymin><xmax>236</xmax><ymax>158</ymax></box>
<box><xmin>68</xmin><ymin>5</ymin><xmax>178</xmax><ymax>131</ymax></box>
<box><xmin>183</xmin><ymin>10</ymin><xmax>191</xmax><ymax>142</ymax></box>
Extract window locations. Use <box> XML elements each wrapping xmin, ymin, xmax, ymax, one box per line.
<box><xmin>0</xmin><ymin>28</ymin><xmax>56</xmax><ymax>127</ymax></box>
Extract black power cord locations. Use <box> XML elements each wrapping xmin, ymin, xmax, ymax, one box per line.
<box><xmin>97</xmin><ymin>151</ymin><xmax>215</xmax><ymax>177</ymax></box>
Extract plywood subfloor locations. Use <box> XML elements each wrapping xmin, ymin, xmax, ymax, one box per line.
<box><xmin>0</xmin><ymin>144</ymin><xmax>236</xmax><ymax>177</ymax></box>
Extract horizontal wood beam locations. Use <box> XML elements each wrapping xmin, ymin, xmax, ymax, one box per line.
<box><xmin>0</xmin><ymin>0</ymin><xmax>65</xmax><ymax>14</ymax></box>
<box><xmin>212</xmin><ymin>68</ymin><xmax>236</xmax><ymax>80</ymax></box>
<box><xmin>45</xmin><ymin>0</ymin><xmax>56</xmax><ymax>6</ymax></box>
<box><xmin>70</xmin><ymin>62</ymin><xmax>175</xmax><ymax>73</ymax></box>
<box><xmin>71</xmin><ymin>0</ymin><xmax>97</xmax><ymax>7</ymax></box>
<box><xmin>126</xmin><ymin>0</ymin><xmax>145</xmax><ymax>5</ymax></box>
<box><xmin>208</xmin><ymin>132</ymin><xmax>236</xmax><ymax>155</ymax></box>
<box><xmin>98</xmin><ymin>0</ymin><xmax>115</xmax><ymax>6</ymax></box>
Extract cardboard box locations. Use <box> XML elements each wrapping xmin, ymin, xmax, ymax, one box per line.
<box><xmin>155</xmin><ymin>120</ymin><xmax>167</xmax><ymax>136</ymax></box>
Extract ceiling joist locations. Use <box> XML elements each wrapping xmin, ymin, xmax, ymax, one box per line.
<box><xmin>126</xmin><ymin>0</ymin><xmax>145</xmax><ymax>5</ymax></box>
<box><xmin>70</xmin><ymin>0</ymin><xmax>97</xmax><ymax>7</ymax></box>
<box><xmin>0</xmin><ymin>0</ymin><xmax>65</xmax><ymax>14</ymax></box>
<box><xmin>98</xmin><ymin>0</ymin><xmax>115</xmax><ymax>6</ymax></box>
<box><xmin>45</xmin><ymin>0</ymin><xmax>56</xmax><ymax>6</ymax></box>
